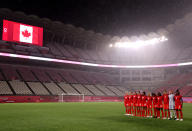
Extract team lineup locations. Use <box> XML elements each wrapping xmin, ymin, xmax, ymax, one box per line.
<box><xmin>124</xmin><ymin>90</ymin><xmax>183</xmax><ymax>121</ymax></box>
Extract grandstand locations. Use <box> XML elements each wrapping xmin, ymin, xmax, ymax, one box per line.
<box><xmin>0</xmin><ymin>8</ymin><xmax>192</xmax><ymax>103</ymax></box>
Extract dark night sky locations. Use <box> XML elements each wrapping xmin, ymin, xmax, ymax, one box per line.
<box><xmin>3</xmin><ymin>0</ymin><xmax>192</xmax><ymax>36</ymax></box>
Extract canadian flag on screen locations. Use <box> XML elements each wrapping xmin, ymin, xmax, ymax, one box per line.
<box><xmin>20</xmin><ymin>24</ymin><xmax>33</xmax><ymax>43</ymax></box>
<box><xmin>3</xmin><ymin>20</ymin><xmax>43</xmax><ymax>46</ymax></box>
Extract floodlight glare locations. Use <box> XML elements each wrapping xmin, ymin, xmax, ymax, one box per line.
<box><xmin>110</xmin><ymin>36</ymin><xmax>168</xmax><ymax>48</ymax></box>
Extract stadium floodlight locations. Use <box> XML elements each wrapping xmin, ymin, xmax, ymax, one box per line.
<box><xmin>110</xmin><ymin>36</ymin><xmax>168</xmax><ymax>49</ymax></box>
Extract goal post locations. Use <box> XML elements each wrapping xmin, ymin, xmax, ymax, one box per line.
<box><xmin>58</xmin><ymin>93</ymin><xmax>84</xmax><ymax>102</ymax></box>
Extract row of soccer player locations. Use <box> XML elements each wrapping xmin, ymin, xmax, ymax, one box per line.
<box><xmin>124</xmin><ymin>90</ymin><xmax>183</xmax><ymax>121</ymax></box>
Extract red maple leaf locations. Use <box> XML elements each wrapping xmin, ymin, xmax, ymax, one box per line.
<box><xmin>22</xmin><ymin>29</ymin><xmax>31</xmax><ymax>38</ymax></box>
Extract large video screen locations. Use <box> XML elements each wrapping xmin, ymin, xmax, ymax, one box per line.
<box><xmin>2</xmin><ymin>20</ymin><xmax>43</xmax><ymax>46</ymax></box>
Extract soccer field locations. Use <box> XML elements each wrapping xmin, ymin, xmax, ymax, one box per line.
<box><xmin>0</xmin><ymin>102</ymin><xmax>191</xmax><ymax>131</ymax></box>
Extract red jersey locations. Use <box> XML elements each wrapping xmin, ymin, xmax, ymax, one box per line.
<box><xmin>152</xmin><ymin>96</ymin><xmax>157</xmax><ymax>105</ymax></box>
<box><xmin>133</xmin><ymin>95</ymin><xmax>137</xmax><ymax>104</ymax></box>
<box><xmin>137</xmin><ymin>94</ymin><xmax>142</xmax><ymax>103</ymax></box>
<box><xmin>128</xmin><ymin>95</ymin><xmax>133</xmax><ymax>104</ymax></box>
<box><xmin>157</xmin><ymin>96</ymin><xmax>163</xmax><ymax>105</ymax></box>
<box><xmin>163</xmin><ymin>94</ymin><xmax>169</xmax><ymax>104</ymax></box>
<box><xmin>124</xmin><ymin>95</ymin><xmax>128</xmax><ymax>105</ymax></box>
<box><xmin>141</xmin><ymin>95</ymin><xmax>147</xmax><ymax>104</ymax></box>
<box><xmin>174</xmin><ymin>95</ymin><xmax>182</xmax><ymax>105</ymax></box>
<box><xmin>147</xmin><ymin>96</ymin><xmax>152</xmax><ymax>105</ymax></box>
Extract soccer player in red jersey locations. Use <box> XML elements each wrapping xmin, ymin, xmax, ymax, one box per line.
<box><xmin>132</xmin><ymin>92</ymin><xmax>138</xmax><ymax>116</ymax></box>
<box><xmin>174</xmin><ymin>90</ymin><xmax>183</xmax><ymax>121</ymax></box>
<box><xmin>157</xmin><ymin>92</ymin><xmax>164</xmax><ymax>119</ymax></box>
<box><xmin>124</xmin><ymin>92</ymin><xmax>129</xmax><ymax>114</ymax></box>
<box><xmin>147</xmin><ymin>93</ymin><xmax>153</xmax><ymax>118</ymax></box>
<box><xmin>141</xmin><ymin>92</ymin><xmax>147</xmax><ymax>117</ymax></box>
<box><xmin>128</xmin><ymin>92</ymin><xmax>133</xmax><ymax>116</ymax></box>
<box><xmin>137</xmin><ymin>91</ymin><xmax>142</xmax><ymax>117</ymax></box>
<box><xmin>163</xmin><ymin>90</ymin><xmax>169</xmax><ymax>119</ymax></box>
<box><xmin>152</xmin><ymin>93</ymin><xmax>158</xmax><ymax>118</ymax></box>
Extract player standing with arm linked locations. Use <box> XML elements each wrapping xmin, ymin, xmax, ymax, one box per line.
<box><xmin>147</xmin><ymin>92</ymin><xmax>153</xmax><ymax>118</ymax></box>
<box><xmin>152</xmin><ymin>93</ymin><xmax>158</xmax><ymax>118</ymax></box>
<box><xmin>157</xmin><ymin>92</ymin><xmax>164</xmax><ymax>119</ymax></box>
<box><xmin>174</xmin><ymin>90</ymin><xmax>183</xmax><ymax>121</ymax></box>
<box><xmin>163</xmin><ymin>90</ymin><xmax>170</xmax><ymax>119</ymax></box>
<box><xmin>132</xmin><ymin>92</ymin><xmax>138</xmax><ymax>116</ymax></box>
<box><xmin>128</xmin><ymin>92</ymin><xmax>133</xmax><ymax>116</ymax></box>
<box><xmin>141</xmin><ymin>92</ymin><xmax>147</xmax><ymax>117</ymax></box>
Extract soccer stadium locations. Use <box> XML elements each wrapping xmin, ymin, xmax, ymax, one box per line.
<box><xmin>0</xmin><ymin>1</ymin><xmax>192</xmax><ymax>131</ymax></box>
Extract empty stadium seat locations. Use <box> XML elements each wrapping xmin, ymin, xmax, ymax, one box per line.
<box><xmin>10</xmin><ymin>80</ymin><xmax>32</xmax><ymax>95</ymax></box>
<box><xmin>27</xmin><ymin>82</ymin><xmax>50</xmax><ymax>95</ymax></box>
<box><xmin>44</xmin><ymin>82</ymin><xmax>64</xmax><ymax>95</ymax></box>
<box><xmin>58</xmin><ymin>82</ymin><xmax>79</xmax><ymax>94</ymax></box>
<box><xmin>71</xmin><ymin>84</ymin><xmax>93</xmax><ymax>95</ymax></box>
<box><xmin>0</xmin><ymin>81</ymin><xmax>13</xmax><ymax>95</ymax></box>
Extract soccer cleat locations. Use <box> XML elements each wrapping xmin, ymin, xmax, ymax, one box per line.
<box><xmin>176</xmin><ymin>119</ymin><xmax>179</xmax><ymax>121</ymax></box>
<box><xmin>180</xmin><ymin>119</ymin><xmax>183</xmax><ymax>121</ymax></box>
<box><xmin>168</xmin><ymin>118</ymin><xmax>171</xmax><ymax>120</ymax></box>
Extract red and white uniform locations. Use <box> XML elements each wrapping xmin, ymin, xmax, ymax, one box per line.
<box><xmin>133</xmin><ymin>94</ymin><xmax>137</xmax><ymax>107</ymax></box>
<box><xmin>137</xmin><ymin>94</ymin><xmax>142</xmax><ymax>107</ymax></box>
<box><xmin>128</xmin><ymin>95</ymin><xmax>133</xmax><ymax>106</ymax></box>
<box><xmin>157</xmin><ymin>96</ymin><xmax>163</xmax><ymax>108</ymax></box>
<box><xmin>152</xmin><ymin>96</ymin><xmax>157</xmax><ymax>108</ymax></box>
<box><xmin>147</xmin><ymin>96</ymin><xmax>152</xmax><ymax>108</ymax></box>
<box><xmin>141</xmin><ymin>95</ymin><xmax>147</xmax><ymax>107</ymax></box>
<box><xmin>174</xmin><ymin>95</ymin><xmax>182</xmax><ymax>110</ymax></box>
<box><xmin>163</xmin><ymin>94</ymin><xmax>169</xmax><ymax>110</ymax></box>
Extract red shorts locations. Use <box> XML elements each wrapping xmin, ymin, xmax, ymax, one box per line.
<box><xmin>128</xmin><ymin>103</ymin><xmax>131</xmax><ymax>107</ymax></box>
<box><xmin>147</xmin><ymin>104</ymin><xmax>152</xmax><ymax>109</ymax></box>
<box><xmin>175</xmin><ymin>104</ymin><xmax>182</xmax><ymax>110</ymax></box>
<box><xmin>164</xmin><ymin>104</ymin><xmax>169</xmax><ymax>110</ymax></box>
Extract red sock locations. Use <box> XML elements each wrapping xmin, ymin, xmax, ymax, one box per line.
<box><xmin>176</xmin><ymin>110</ymin><xmax>179</xmax><ymax>119</ymax></box>
<box><xmin>151</xmin><ymin>109</ymin><xmax>153</xmax><ymax>116</ymax></box>
<box><xmin>180</xmin><ymin>110</ymin><xmax>183</xmax><ymax>119</ymax></box>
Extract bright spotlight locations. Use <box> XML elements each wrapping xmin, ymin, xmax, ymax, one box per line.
<box><xmin>109</xmin><ymin>36</ymin><xmax>168</xmax><ymax>49</ymax></box>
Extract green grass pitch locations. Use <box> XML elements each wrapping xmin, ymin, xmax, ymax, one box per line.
<box><xmin>0</xmin><ymin>102</ymin><xmax>191</xmax><ymax>131</ymax></box>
